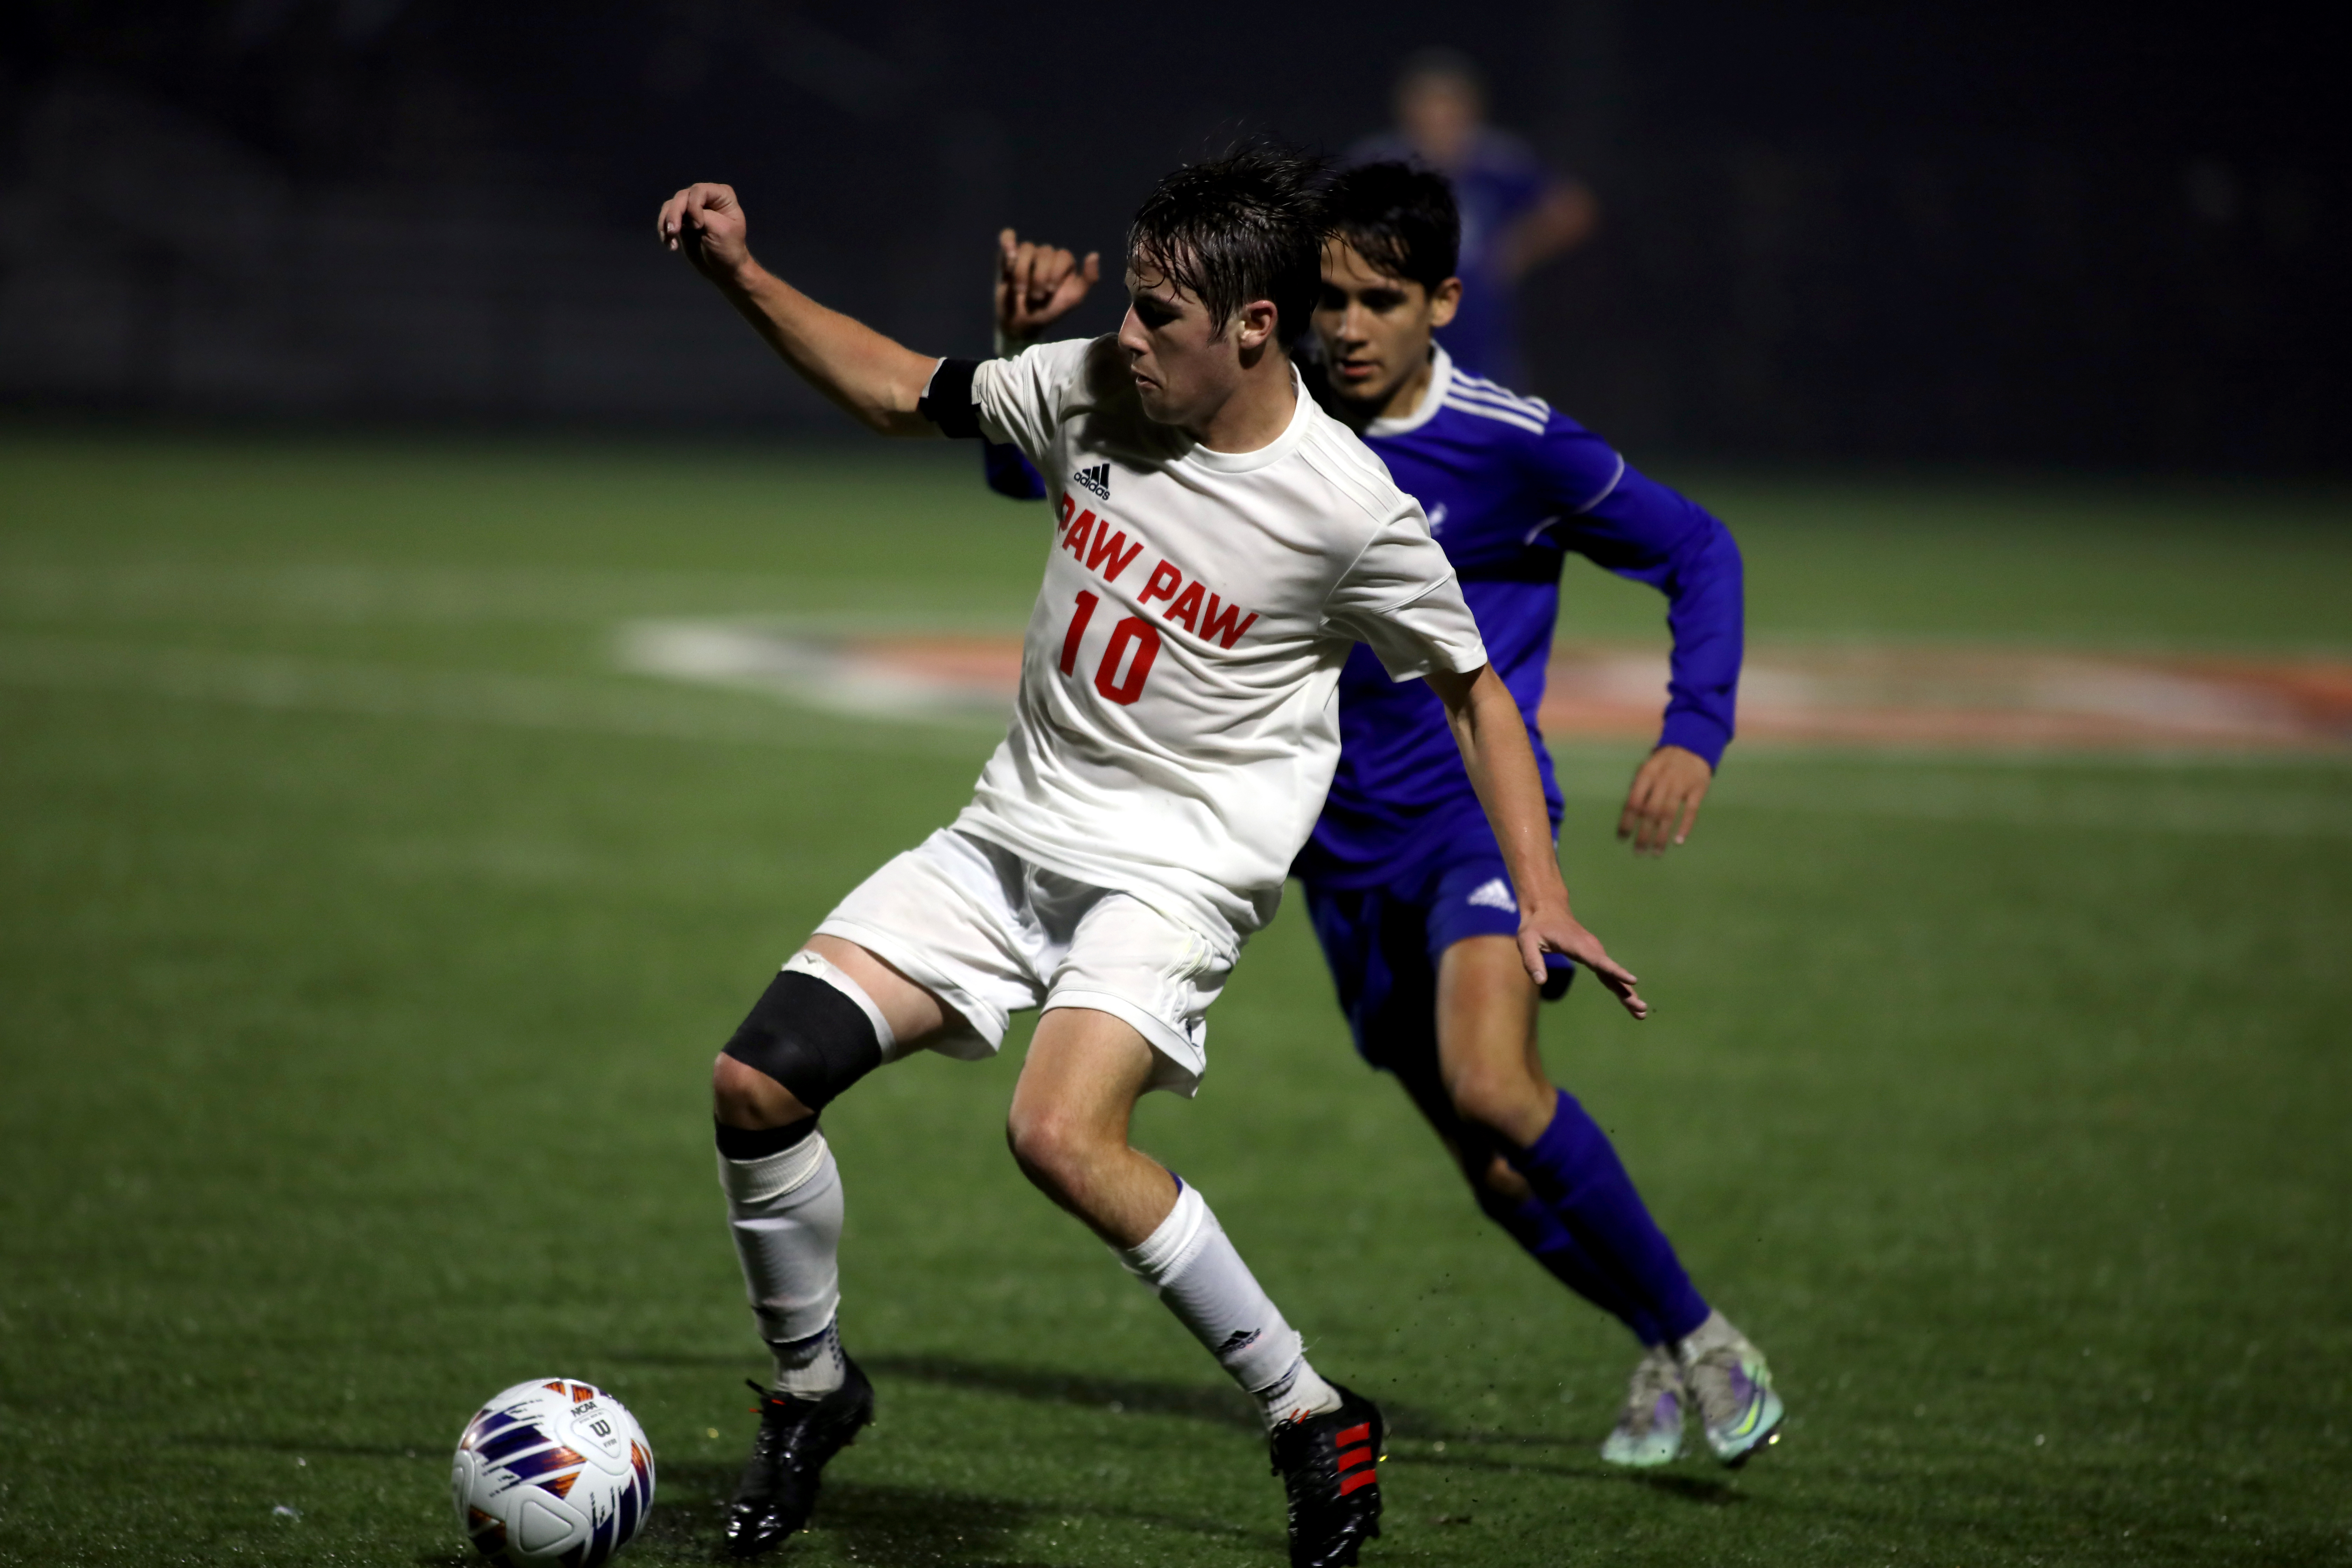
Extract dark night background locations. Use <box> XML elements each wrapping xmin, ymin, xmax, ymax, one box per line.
<box><xmin>1</xmin><ymin>0</ymin><xmax>2342</xmax><ymax>468</ymax></box>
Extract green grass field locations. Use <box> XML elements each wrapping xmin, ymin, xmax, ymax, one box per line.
<box><xmin>2</xmin><ymin>433</ymin><xmax>2348</xmax><ymax>1567</ymax></box>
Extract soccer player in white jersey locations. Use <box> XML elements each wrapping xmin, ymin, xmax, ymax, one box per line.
<box><xmin>654</xmin><ymin>151</ymin><xmax>1647</xmax><ymax>1566</ymax></box>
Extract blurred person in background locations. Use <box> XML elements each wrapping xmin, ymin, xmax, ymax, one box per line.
<box><xmin>1348</xmin><ymin>48</ymin><xmax>1599</xmax><ymax>387</ymax></box>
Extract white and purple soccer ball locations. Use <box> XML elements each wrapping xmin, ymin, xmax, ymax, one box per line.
<box><xmin>451</xmin><ymin>1378</ymin><xmax>655</xmax><ymax>1566</ymax></box>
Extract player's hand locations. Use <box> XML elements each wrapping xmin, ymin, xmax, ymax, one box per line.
<box><xmin>996</xmin><ymin>229</ymin><xmax>1099</xmax><ymax>344</ymax></box>
<box><xmin>1617</xmin><ymin>744</ymin><xmax>1713</xmax><ymax>856</ymax></box>
<box><xmin>1519</xmin><ymin>905</ymin><xmax>1647</xmax><ymax>1020</ymax></box>
<box><xmin>657</xmin><ymin>183</ymin><xmax>755</xmax><ymax>286</ymax></box>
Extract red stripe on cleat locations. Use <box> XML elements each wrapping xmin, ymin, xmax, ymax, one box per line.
<box><xmin>1335</xmin><ymin>1423</ymin><xmax>1371</xmax><ymax>1447</ymax></box>
<box><xmin>1337</xmin><ymin>1447</ymin><xmax>1371</xmax><ymax>1471</ymax></box>
<box><xmin>1338</xmin><ymin>1468</ymin><xmax>1379</xmax><ymax>1496</ymax></box>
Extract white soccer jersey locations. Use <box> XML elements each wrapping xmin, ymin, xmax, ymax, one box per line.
<box><xmin>950</xmin><ymin>336</ymin><xmax>1488</xmax><ymax>951</ymax></box>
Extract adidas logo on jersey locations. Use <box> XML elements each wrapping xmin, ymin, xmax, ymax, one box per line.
<box><xmin>1073</xmin><ymin>462</ymin><xmax>1111</xmax><ymax>501</ymax></box>
<box><xmin>1466</xmin><ymin>877</ymin><xmax>1515</xmax><ymax>912</ymax></box>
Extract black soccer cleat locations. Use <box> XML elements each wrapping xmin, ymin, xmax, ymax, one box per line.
<box><xmin>1268</xmin><ymin>1384</ymin><xmax>1385</xmax><ymax>1568</ymax></box>
<box><xmin>724</xmin><ymin>1358</ymin><xmax>875</xmax><ymax>1558</ymax></box>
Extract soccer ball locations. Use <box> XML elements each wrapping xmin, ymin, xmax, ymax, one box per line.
<box><xmin>451</xmin><ymin>1378</ymin><xmax>655</xmax><ymax>1566</ymax></box>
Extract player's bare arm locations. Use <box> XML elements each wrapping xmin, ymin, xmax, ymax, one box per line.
<box><xmin>656</xmin><ymin>182</ymin><xmax>939</xmax><ymax>436</ymax></box>
<box><xmin>1427</xmin><ymin>662</ymin><xmax>1647</xmax><ymax>1018</ymax></box>
<box><xmin>996</xmin><ymin>229</ymin><xmax>1099</xmax><ymax>345</ymax></box>
<box><xmin>1619</xmin><ymin>743</ymin><xmax>1713</xmax><ymax>856</ymax></box>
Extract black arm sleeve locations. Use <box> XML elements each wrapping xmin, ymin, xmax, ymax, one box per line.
<box><xmin>918</xmin><ymin>357</ymin><xmax>983</xmax><ymax>439</ymax></box>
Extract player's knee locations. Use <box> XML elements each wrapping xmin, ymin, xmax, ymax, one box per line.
<box><xmin>1448</xmin><ymin>1066</ymin><xmax>1550</xmax><ymax>1142</ymax></box>
<box><xmin>717</xmin><ymin>965</ymin><xmax>883</xmax><ymax>1121</ymax></box>
<box><xmin>711</xmin><ymin>1051</ymin><xmax>813</xmax><ymax>1129</ymax></box>
<box><xmin>1003</xmin><ymin>1102</ymin><xmax>1106</xmax><ymax>1201</ymax></box>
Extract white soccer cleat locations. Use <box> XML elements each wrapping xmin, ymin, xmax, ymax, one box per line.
<box><xmin>1676</xmin><ymin>1311</ymin><xmax>1785</xmax><ymax>1466</ymax></box>
<box><xmin>1598</xmin><ymin>1344</ymin><xmax>1686</xmax><ymax>1467</ymax></box>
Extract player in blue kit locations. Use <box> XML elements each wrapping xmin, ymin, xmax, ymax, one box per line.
<box><xmin>985</xmin><ymin>162</ymin><xmax>1782</xmax><ymax>1468</ymax></box>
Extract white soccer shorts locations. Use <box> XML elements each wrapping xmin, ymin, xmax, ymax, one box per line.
<box><xmin>813</xmin><ymin>828</ymin><xmax>1230</xmax><ymax>1096</ymax></box>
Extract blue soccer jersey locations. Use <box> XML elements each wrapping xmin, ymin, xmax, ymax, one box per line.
<box><xmin>1291</xmin><ymin>346</ymin><xmax>1744</xmax><ymax>888</ymax></box>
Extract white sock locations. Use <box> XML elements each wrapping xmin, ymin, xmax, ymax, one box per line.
<box><xmin>766</xmin><ymin>1317</ymin><xmax>847</xmax><ymax>1400</ymax></box>
<box><xmin>718</xmin><ymin>1129</ymin><xmax>846</xmax><ymax>1396</ymax></box>
<box><xmin>1116</xmin><ymin>1182</ymin><xmax>1342</xmax><ymax>1429</ymax></box>
<box><xmin>1675</xmin><ymin>1308</ymin><xmax>1743</xmax><ymax>1366</ymax></box>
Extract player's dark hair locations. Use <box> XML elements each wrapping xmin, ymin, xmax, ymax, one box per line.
<box><xmin>1321</xmin><ymin>161</ymin><xmax>1461</xmax><ymax>293</ymax></box>
<box><xmin>1128</xmin><ymin>147</ymin><xmax>1328</xmax><ymax>349</ymax></box>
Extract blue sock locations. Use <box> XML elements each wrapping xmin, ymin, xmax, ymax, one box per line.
<box><xmin>1504</xmin><ymin>1090</ymin><xmax>1710</xmax><ymax>1346</ymax></box>
<box><xmin>1476</xmin><ymin>1181</ymin><xmax>1667</xmax><ymax>1344</ymax></box>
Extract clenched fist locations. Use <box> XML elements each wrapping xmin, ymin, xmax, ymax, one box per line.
<box><xmin>657</xmin><ymin>183</ymin><xmax>756</xmax><ymax>286</ymax></box>
<box><xmin>996</xmin><ymin>229</ymin><xmax>1100</xmax><ymax>346</ymax></box>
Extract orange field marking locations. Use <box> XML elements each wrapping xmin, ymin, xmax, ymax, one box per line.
<box><xmin>619</xmin><ymin>623</ymin><xmax>2352</xmax><ymax>752</ymax></box>
<box><xmin>1534</xmin><ymin>643</ymin><xmax>2352</xmax><ymax>750</ymax></box>
<box><xmin>834</xmin><ymin>634</ymin><xmax>2352</xmax><ymax>751</ymax></box>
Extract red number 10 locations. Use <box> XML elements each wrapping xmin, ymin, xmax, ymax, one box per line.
<box><xmin>1058</xmin><ymin>590</ymin><xmax>1160</xmax><ymax>706</ymax></box>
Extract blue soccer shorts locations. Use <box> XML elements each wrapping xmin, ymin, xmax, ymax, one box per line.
<box><xmin>1299</xmin><ymin>849</ymin><xmax>1574</xmax><ymax>1075</ymax></box>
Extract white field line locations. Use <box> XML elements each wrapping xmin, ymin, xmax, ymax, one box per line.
<box><xmin>614</xmin><ymin>619</ymin><xmax>1014</xmax><ymax>725</ymax></box>
<box><xmin>0</xmin><ymin>634</ymin><xmax>979</xmax><ymax>757</ymax></box>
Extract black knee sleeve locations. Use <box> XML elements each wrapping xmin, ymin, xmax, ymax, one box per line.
<box><xmin>721</xmin><ymin>969</ymin><xmax>882</xmax><ymax>1114</ymax></box>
